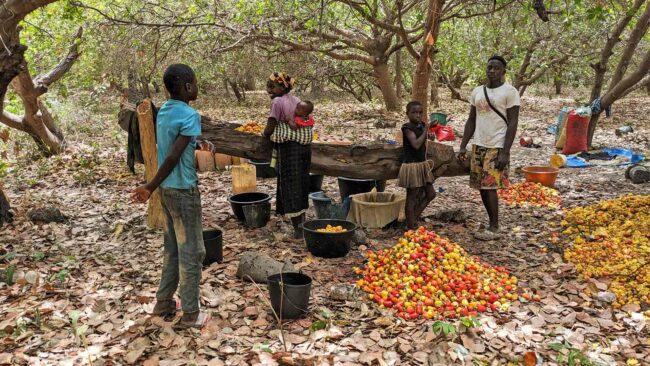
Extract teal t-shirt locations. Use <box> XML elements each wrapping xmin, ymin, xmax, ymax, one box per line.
<box><xmin>156</xmin><ymin>99</ymin><xmax>202</xmax><ymax>189</ymax></box>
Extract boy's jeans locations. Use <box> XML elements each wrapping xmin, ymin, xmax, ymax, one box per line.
<box><xmin>156</xmin><ymin>186</ymin><xmax>205</xmax><ymax>313</ymax></box>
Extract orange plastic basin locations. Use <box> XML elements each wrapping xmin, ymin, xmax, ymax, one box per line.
<box><xmin>522</xmin><ymin>166</ymin><xmax>559</xmax><ymax>187</ymax></box>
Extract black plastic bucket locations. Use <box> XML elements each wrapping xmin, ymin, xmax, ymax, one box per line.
<box><xmin>250</xmin><ymin>159</ymin><xmax>277</xmax><ymax>179</ymax></box>
<box><xmin>301</xmin><ymin>219</ymin><xmax>357</xmax><ymax>258</ymax></box>
<box><xmin>202</xmin><ymin>229</ymin><xmax>223</xmax><ymax>266</ymax></box>
<box><xmin>267</xmin><ymin>272</ymin><xmax>312</xmax><ymax>320</ymax></box>
<box><xmin>228</xmin><ymin>192</ymin><xmax>272</xmax><ymax>221</ymax></box>
<box><xmin>337</xmin><ymin>177</ymin><xmax>386</xmax><ymax>200</ymax></box>
<box><xmin>308</xmin><ymin>191</ymin><xmax>351</xmax><ymax>220</ymax></box>
<box><xmin>242</xmin><ymin>202</ymin><xmax>271</xmax><ymax>228</ymax></box>
<box><xmin>309</xmin><ymin>174</ymin><xmax>324</xmax><ymax>193</ymax></box>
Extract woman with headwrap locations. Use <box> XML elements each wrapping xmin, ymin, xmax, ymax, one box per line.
<box><xmin>262</xmin><ymin>72</ymin><xmax>311</xmax><ymax>239</ymax></box>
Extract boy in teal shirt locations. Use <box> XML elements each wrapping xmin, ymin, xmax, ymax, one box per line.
<box><xmin>132</xmin><ymin>63</ymin><xmax>208</xmax><ymax>329</ymax></box>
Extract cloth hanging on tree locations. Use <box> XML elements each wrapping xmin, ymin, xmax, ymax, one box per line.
<box><xmin>118</xmin><ymin>101</ymin><xmax>158</xmax><ymax>174</ymax></box>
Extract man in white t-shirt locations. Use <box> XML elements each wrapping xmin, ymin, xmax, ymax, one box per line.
<box><xmin>457</xmin><ymin>55</ymin><xmax>520</xmax><ymax>241</ymax></box>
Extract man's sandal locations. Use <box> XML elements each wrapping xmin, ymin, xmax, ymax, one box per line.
<box><xmin>473</xmin><ymin>229</ymin><xmax>501</xmax><ymax>241</ymax></box>
<box><xmin>152</xmin><ymin>299</ymin><xmax>177</xmax><ymax>317</ymax></box>
<box><xmin>173</xmin><ymin>311</ymin><xmax>210</xmax><ymax>330</ymax></box>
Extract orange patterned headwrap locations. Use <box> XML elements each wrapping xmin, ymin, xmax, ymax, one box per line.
<box><xmin>269</xmin><ymin>72</ymin><xmax>295</xmax><ymax>89</ymax></box>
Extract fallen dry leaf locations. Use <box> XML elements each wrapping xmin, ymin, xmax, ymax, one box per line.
<box><xmin>124</xmin><ymin>336</ymin><xmax>150</xmax><ymax>364</ymax></box>
<box><xmin>523</xmin><ymin>351</ymin><xmax>538</xmax><ymax>366</ymax></box>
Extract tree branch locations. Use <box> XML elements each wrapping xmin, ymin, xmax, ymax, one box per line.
<box><xmin>258</xmin><ymin>35</ymin><xmax>375</xmax><ymax>64</ymax></box>
<box><xmin>441</xmin><ymin>0</ymin><xmax>517</xmax><ymax>21</ymax></box>
<box><xmin>395</xmin><ymin>0</ymin><xmax>421</xmax><ymax>59</ymax></box>
<box><xmin>334</xmin><ymin>0</ymin><xmax>420</xmax><ymax>35</ymax></box>
<box><xmin>518</xmin><ymin>55</ymin><xmax>569</xmax><ymax>89</ymax></box>
<box><xmin>3</xmin><ymin>0</ymin><xmax>59</xmax><ymax>18</ymax></box>
<box><xmin>589</xmin><ymin>0</ymin><xmax>646</xmax><ymax>101</ymax></box>
<box><xmin>607</xmin><ymin>2</ymin><xmax>650</xmax><ymax>90</ymax></box>
<box><xmin>0</xmin><ymin>110</ymin><xmax>25</xmax><ymax>131</ymax></box>
<box><xmin>440</xmin><ymin>71</ymin><xmax>468</xmax><ymax>103</ymax></box>
<box><xmin>602</xmin><ymin>49</ymin><xmax>650</xmax><ymax>108</ymax></box>
<box><xmin>11</xmin><ymin>64</ymin><xmax>39</xmax><ymax>118</ymax></box>
<box><xmin>33</xmin><ymin>27</ymin><xmax>83</xmax><ymax>96</ymax></box>
<box><xmin>69</xmin><ymin>1</ymin><xmax>244</xmax><ymax>33</ymax></box>
<box><xmin>619</xmin><ymin>73</ymin><xmax>650</xmax><ymax>99</ymax></box>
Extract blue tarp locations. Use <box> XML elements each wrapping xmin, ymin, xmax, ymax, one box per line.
<box><xmin>566</xmin><ymin>148</ymin><xmax>645</xmax><ymax>168</ymax></box>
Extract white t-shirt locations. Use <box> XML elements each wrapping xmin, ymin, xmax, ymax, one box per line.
<box><xmin>469</xmin><ymin>83</ymin><xmax>520</xmax><ymax>148</ymax></box>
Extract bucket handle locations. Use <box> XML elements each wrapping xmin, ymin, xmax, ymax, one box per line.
<box><xmin>272</xmin><ymin>272</ymin><xmax>311</xmax><ymax>316</ymax></box>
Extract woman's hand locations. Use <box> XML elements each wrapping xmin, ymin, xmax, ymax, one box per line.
<box><xmin>288</xmin><ymin>119</ymin><xmax>299</xmax><ymax>130</ymax></box>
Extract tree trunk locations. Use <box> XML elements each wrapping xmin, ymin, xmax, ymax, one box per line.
<box><xmin>0</xmin><ymin>42</ymin><xmax>26</xmax><ymax>114</ymax></box>
<box><xmin>373</xmin><ymin>62</ymin><xmax>400</xmax><ymax>111</ymax></box>
<box><xmin>0</xmin><ymin>187</ymin><xmax>12</xmax><ymax>227</ymax></box>
<box><xmin>587</xmin><ymin>2</ymin><xmax>649</xmax><ymax>147</ymax></box>
<box><xmin>199</xmin><ymin>117</ymin><xmax>468</xmax><ymax>180</ymax></box>
<box><xmin>587</xmin><ymin>113</ymin><xmax>602</xmax><ymax>148</ymax></box>
<box><xmin>410</xmin><ymin>0</ymin><xmax>444</xmax><ymax>119</ymax></box>
<box><xmin>554</xmin><ymin>75</ymin><xmax>562</xmax><ymax>95</ymax></box>
<box><xmin>0</xmin><ymin>26</ymin><xmax>81</xmax><ymax>155</ymax></box>
<box><xmin>8</xmin><ymin>67</ymin><xmax>65</xmax><ymax>155</ymax></box>
<box><xmin>310</xmin><ymin>77</ymin><xmax>325</xmax><ymax>98</ymax></box>
<box><xmin>588</xmin><ymin>0</ymin><xmax>645</xmax><ymax>103</ymax></box>
<box><xmin>223</xmin><ymin>79</ymin><xmax>230</xmax><ymax>96</ymax></box>
<box><xmin>228</xmin><ymin>80</ymin><xmax>244</xmax><ymax>102</ymax></box>
<box><xmin>136</xmin><ymin>100</ymin><xmax>165</xmax><ymax>229</ymax></box>
<box><xmin>589</xmin><ymin>64</ymin><xmax>608</xmax><ymax>103</ymax></box>
<box><xmin>244</xmin><ymin>73</ymin><xmax>256</xmax><ymax>91</ymax></box>
<box><xmin>430</xmin><ymin>72</ymin><xmax>440</xmax><ymax>108</ymax></box>
<box><xmin>0</xmin><ymin>0</ymin><xmax>59</xmax><ymax>114</ymax></box>
<box><xmin>519</xmin><ymin>85</ymin><xmax>529</xmax><ymax>97</ymax></box>
<box><xmin>394</xmin><ymin>49</ymin><xmax>403</xmax><ymax>101</ymax></box>
<box><xmin>412</xmin><ymin>58</ymin><xmax>431</xmax><ymax>117</ymax></box>
<box><xmin>440</xmin><ymin>72</ymin><xmax>468</xmax><ymax>103</ymax></box>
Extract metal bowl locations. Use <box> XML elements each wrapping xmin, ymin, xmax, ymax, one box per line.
<box><xmin>521</xmin><ymin>166</ymin><xmax>559</xmax><ymax>187</ymax></box>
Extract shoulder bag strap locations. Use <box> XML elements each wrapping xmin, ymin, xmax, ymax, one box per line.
<box><xmin>483</xmin><ymin>85</ymin><xmax>508</xmax><ymax>126</ymax></box>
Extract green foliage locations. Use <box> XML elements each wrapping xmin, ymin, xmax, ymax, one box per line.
<box><xmin>3</xmin><ymin>265</ymin><xmax>16</xmax><ymax>285</ymax></box>
<box><xmin>0</xmin><ymin>251</ymin><xmax>16</xmax><ymax>262</ymax></box>
<box><xmin>432</xmin><ymin>320</ymin><xmax>456</xmax><ymax>336</ymax></box>
<box><xmin>310</xmin><ymin>320</ymin><xmax>327</xmax><ymax>332</ymax></box>
<box><xmin>0</xmin><ymin>161</ymin><xmax>8</xmax><ymax>179</ymax></box>
<box><xmin>68</xmin><ymin>309</ymin><xmax>88</xmax><ymax>337</ymax></box>
<box><xmin>549</xmin><ymin>341</ymin><xmax>595</xmax><ymax>366</ymax></box>
<box><xmin>1</xmin><ymin>0</ymin><xmax>645</xmax><ymax>137</ymax></box>
<box><xmin>30</xmin><ymin>252</ymin><xmax>47</xmax><ymax>262</ymax></box>
<box><xmin>459</xmin><ymin>316</ymin><xmax>481</xmax><ymax>328</ymax></box>
<box><xmin>50</xmin><ymin>269</ymin><xmax>69</xmax><ymax>285</ymax></box>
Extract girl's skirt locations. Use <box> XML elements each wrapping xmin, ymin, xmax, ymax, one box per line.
<box><xmin>398</xmin><ymin>160</ymin><xmax>434</xmax><ymax>188</ymax></box>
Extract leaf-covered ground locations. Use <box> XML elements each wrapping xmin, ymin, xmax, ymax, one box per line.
<box><xmin>1</xmin><ymin>88</ymin><xmax>649</xmax><ymax>365</ymax></box>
